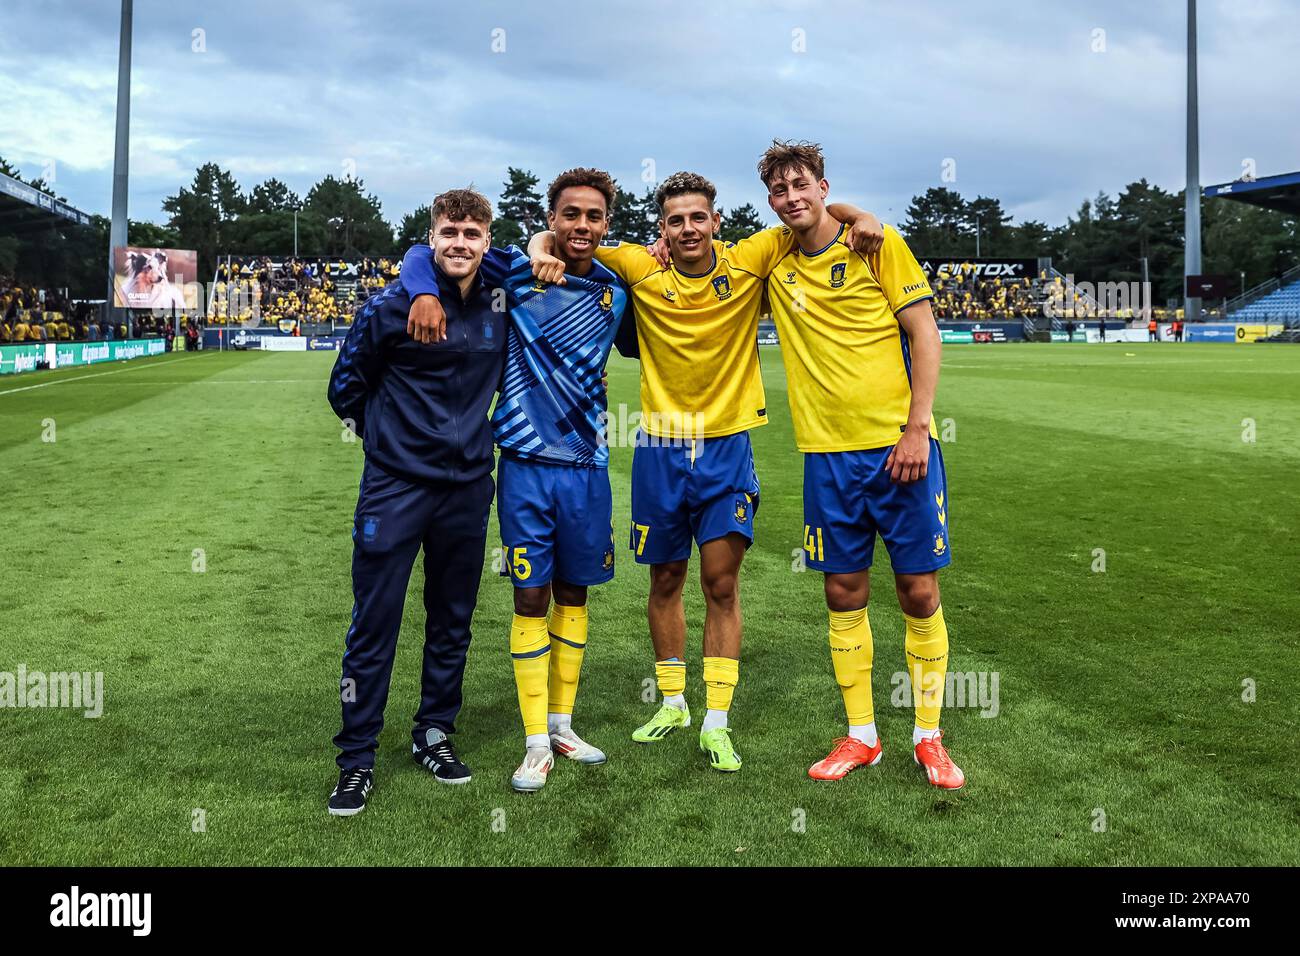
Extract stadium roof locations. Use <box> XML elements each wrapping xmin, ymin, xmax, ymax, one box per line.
<box><xmin>1204</xmin><ymin>170</ymin><xmax>1300</xmax><ymax>216</ymax></box>
<box><xmin>0</xmin><ymin>170</ymin><xmax>95</xmax><ymax>234</ymax></box>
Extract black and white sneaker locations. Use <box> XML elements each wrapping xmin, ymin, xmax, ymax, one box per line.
<box><xmin>413</xmin><ymin>729</ymin><xmax>471</xmax><ymax>784</ymax></box>
<box><xmin>328</xmin><ymin>768</ymin><xmax>374</xmax><ymax>816</ymax></box>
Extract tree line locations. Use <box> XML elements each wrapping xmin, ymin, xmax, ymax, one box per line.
<box><xmin>2</xmin><ymin>154</ymin><xmax>1295</xmax><ymax>304</ymax></box>
<box><xmin>902</xmin><ymin>183</ymin><xmax>1297</xmax><ymax>304</ymax></box>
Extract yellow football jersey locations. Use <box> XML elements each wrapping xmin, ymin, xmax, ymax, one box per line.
<box><xmin>595</xmin><ymin>226</ymin><xmax>794</xmax><ymax>438</ymax></box>
<box><xmin>766</xmin><ymin>223</ymin><xmax>936</xmax><ymax>452</ymax></box>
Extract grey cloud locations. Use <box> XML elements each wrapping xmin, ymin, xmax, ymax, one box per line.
<box><xmin>0</xmin><ymin>0</ymin><xmax>1295</xmax><ymax>230</ymax></box>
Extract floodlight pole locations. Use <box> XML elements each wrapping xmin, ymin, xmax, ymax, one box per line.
<box><xmin>1142</xmin><ymin>256</ymin><xmax>1151</xmax><ymax>320</ymax></box>
<box><xmin>109</xmin><ymin>0</ymin><xmax>133</xmax><ymax>337</ymax></box>
<box><xmin>1184</xmin><ymin>0</ymin><xmax>1202</xmax><ymax>323</ymax></box>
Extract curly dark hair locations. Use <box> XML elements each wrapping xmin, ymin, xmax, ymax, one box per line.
<box><xmin>547</xmin><ymin>168</ymin><xmax>616</xmax><ymax>212</ymax></box>
<box><xmin>653</xmin><ymin>171</ymin><xmax>717</xmax><ymax>214</ymax></box>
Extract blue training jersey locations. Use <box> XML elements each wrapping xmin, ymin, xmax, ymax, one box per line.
<box><xmin>400</xmin><ymin>244</ymin><xmax>630</xmax><ymax>468</ymax></box>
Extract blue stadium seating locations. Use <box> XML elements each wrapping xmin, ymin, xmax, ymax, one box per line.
<box><xmin>1233</xmin><ymin>275</ymin><xmax>1300</xmax><ymax>321</ymax></box>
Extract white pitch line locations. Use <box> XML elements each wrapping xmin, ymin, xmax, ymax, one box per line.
<box><xmin>0</xmin><ymin>354</ymin><xmax>206</xmax><ymax>397</ymax></box>
<box><xmin>57</xmin><ymin>378</ymin><xmax>327</xmax><ymax>385</ymax></box>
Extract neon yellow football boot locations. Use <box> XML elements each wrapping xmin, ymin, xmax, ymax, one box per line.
<box><xmin>631</xmin><ymin>702</ymin><xmax>691</xmax><ymax>743</ymax></box>
<box><xmin>699</xmin><ymin>726</ymin><xmax>742</xmax><ymax>772</ymax></box>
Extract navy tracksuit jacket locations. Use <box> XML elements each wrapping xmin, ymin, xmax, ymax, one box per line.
<box><xmin>327</xmin><ymin>268</ymin><xmax>505</xmax><ymax>770</ymax></box>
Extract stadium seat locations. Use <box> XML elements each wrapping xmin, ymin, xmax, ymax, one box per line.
<box><xmin>1232</xmin><ymin>274</ymin><xmax>1300</xmax><ymax>322</ymax></box>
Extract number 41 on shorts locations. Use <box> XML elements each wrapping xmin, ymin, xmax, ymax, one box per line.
<box><xmin>803</xmin><ymin>525</ymin><xmax>824</xmax><ymax>562</ymax></box>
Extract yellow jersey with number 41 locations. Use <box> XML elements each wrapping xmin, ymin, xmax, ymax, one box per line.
<box><xmin>594</xmin><ymin>227</ymin><xmax>794</xmax><ymax>438</ymax></box>
<box><xmin>766</xmin><ymin>223</ymin><xmax>936</xmax><ymax>452</ymax></box>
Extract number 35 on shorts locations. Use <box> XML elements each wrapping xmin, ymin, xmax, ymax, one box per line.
<box><xmin>500</xmin><ymin>545</ymin><xmax>532</xmax><ymax>581</ymax></box>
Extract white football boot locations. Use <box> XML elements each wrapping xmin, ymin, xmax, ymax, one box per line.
<box><xmin>510</xmin><ymin>747</ymin><xmax>555</xmax><ymax>792</ymax></box>
<box><xmin>549</xmin><ymin>726</ymin><xmax>608</xmax><ymax>765</ymax></box>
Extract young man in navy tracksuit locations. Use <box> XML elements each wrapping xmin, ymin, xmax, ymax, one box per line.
<box><xmin>325</xmin><ymin>188</ymin><xmax>504</xmax><ymax>816</ymax></box>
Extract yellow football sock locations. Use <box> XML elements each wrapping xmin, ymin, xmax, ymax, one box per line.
<box><xmin>702</xmin><ymin>656</ymin><xmax>739</xmax><ymax>713</ymax></box>
<box><xmin>905</xmin><ymin>606</ymin><xmax>949</xmax><ymax>731</ymax></box>
<box><xmin>547</xmin><ymin>603</ymin><xmax>588</xmax><ymax>716</ymax></box>
<box><xmin>510</xmin><ymin>614</ymin><xmax>550</xmax><ymax>737</ymax></box>
<box><xmin>829</xmin><ymin>607</ymin><xmax>874</xmax><ymax>725</ymax></box>
<box><xmin>655</xmin><ymin>658</ymin><xmax>686</xmax><ymax>697</ymax></box>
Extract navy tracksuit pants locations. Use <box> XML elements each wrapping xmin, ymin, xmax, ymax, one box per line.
<box><xmin>334</xmin><ymin>459</ymin><xmax>494</xmax><ymax>770</ymax></box>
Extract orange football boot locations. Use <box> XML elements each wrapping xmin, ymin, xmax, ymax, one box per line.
<box><xmin>808</xmin><ymin>735</ymin><xmax>883</xmax><ymax>781</ymax></box>
<box><xmin>914</xmin><ymin>731</ymin><xmax>965</xmax><ymax>790</ymax></box>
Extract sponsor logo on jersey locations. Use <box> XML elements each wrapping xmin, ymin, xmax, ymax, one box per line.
<box><xmin>904</xmin><ymin>281</ymin><xmax>930</xmax><ymax>295</ymax></box>
<box><xmin>783</xmin><ymin>271</ymin><xmax>797</xmax><ymax>284</ymax></box>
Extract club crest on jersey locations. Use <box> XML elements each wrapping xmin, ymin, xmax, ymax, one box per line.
<box><xmin>598</xmin><ymin>286</ymin><xmax>614</xmax><ymax>311</ymax></box>
<box><xmin>733</xmin><ymin>497</ymin><xmax>749</xmax><ymax>524</ymax></box>
<box><xmin>603</xmin><ymin>548</ymin><xmax>614</xmax><ymax>571</ymax></box>
<box><xmin>830</xmin><ymin>261</ymin><xmax>847</xmax><ymax>288</ymax></box>
<box><xmin>712</xmin><ymin>275</ymin><xmax>732</xmax><ymax>301</ymax></box>
<box><xmin>933</xmin><ymin>533</ymin><xmax>946</xmax><ymax>556</ymax></box>
<box><xmin>482</xmin><ymin>317</ymin><xmax>494</xmax><ymax>340</ymax></box>
<box><xmin>361</xmin><ymin>516</ymin><xmax>380</xmax><ymax>543</ymax></box>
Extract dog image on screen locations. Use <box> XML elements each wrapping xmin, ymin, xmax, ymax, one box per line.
<box><xmin>121</xmin><ymin>250</ymin><xmax>186</xmax><ymax>309</ymax></box>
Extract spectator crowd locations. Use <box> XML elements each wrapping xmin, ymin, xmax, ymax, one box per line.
<box><xmin>1</xmin><ymin>275</ymin><xmax>207</xmax><ymax>344</ymax></box>
<box><xmin>206</xmin><ymin>255</ymin><xmax>400</xmax><ymax>327</ymax></box>
<box><xmin>1</xmin><ymin>278</ymin><xmax>97</xmax><ymax>342</ymax></box>
<box><xmin>7</xmin><ymin>258</ymin><xmax>1228</xmax><ymax>348</ymax></box>
<box><xmin>923</xmin><ymin>263</ymin><xmax>1039</xmax><ymax>319</ymax></box>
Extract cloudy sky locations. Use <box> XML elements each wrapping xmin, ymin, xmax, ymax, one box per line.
<box><xmin>1</xmin><ymin>0</ymin><xmax>1296</xmax><ymax>231</ymax></box>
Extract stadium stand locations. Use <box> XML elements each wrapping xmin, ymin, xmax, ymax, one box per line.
<box><xmin>1208</xmin><ymin>170</ymin><xmax>1300</xmax><ymax>326</ymax></box>
<box><xmin>0</xmin><ymin>174</ymin><xmax>114</xmax><ymax>343</ymax></box>
<box><xmin>922</xmin><ymin>263</ymin><xmax>1205</xmax><ymax>326</ymax></box>
<box><xmin>1227</xmin><ymin>265</ymin><xmax>1300</xmax><ymax>323</ymax></box>
<box><xmin>206</xmin><ymin>254</ymin><xmax>400</xmax><ymax>328</ymax></box>
<box><xmin>0</xmin><ymin>275</ymin><xmax>199</xmax><ymax>345</ymax></box>
<box><xmin>924</xmin><ymin>263</ymin><xmax>1038</xmax><ymax>320</ymax></box>
<box><xmin>1</xmin><ymin>277</ymin><xmax>96</xmax><ymax>342</ymax></box>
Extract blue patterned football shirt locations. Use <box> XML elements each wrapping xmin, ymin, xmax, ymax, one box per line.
<box><xmin>400</xmin><ymin>244</ymin><xmax>630</xmax><ymax>467</ymax></box>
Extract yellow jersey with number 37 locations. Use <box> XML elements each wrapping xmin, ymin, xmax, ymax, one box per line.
<box><xmin>594</xmin><ymin>226</ymin><xmax>795</xmax><ymax>438</ymax></box>
<box><xmin>766</xmin><ymin>223</ymin><xmax>936</xmax><ymax>452</ymax></box>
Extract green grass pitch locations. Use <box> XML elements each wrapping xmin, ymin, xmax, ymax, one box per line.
<box><xmin>1</xmin><ymin>342</ymin><xmax>1296</xmax><ymax>866</ymax></box>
